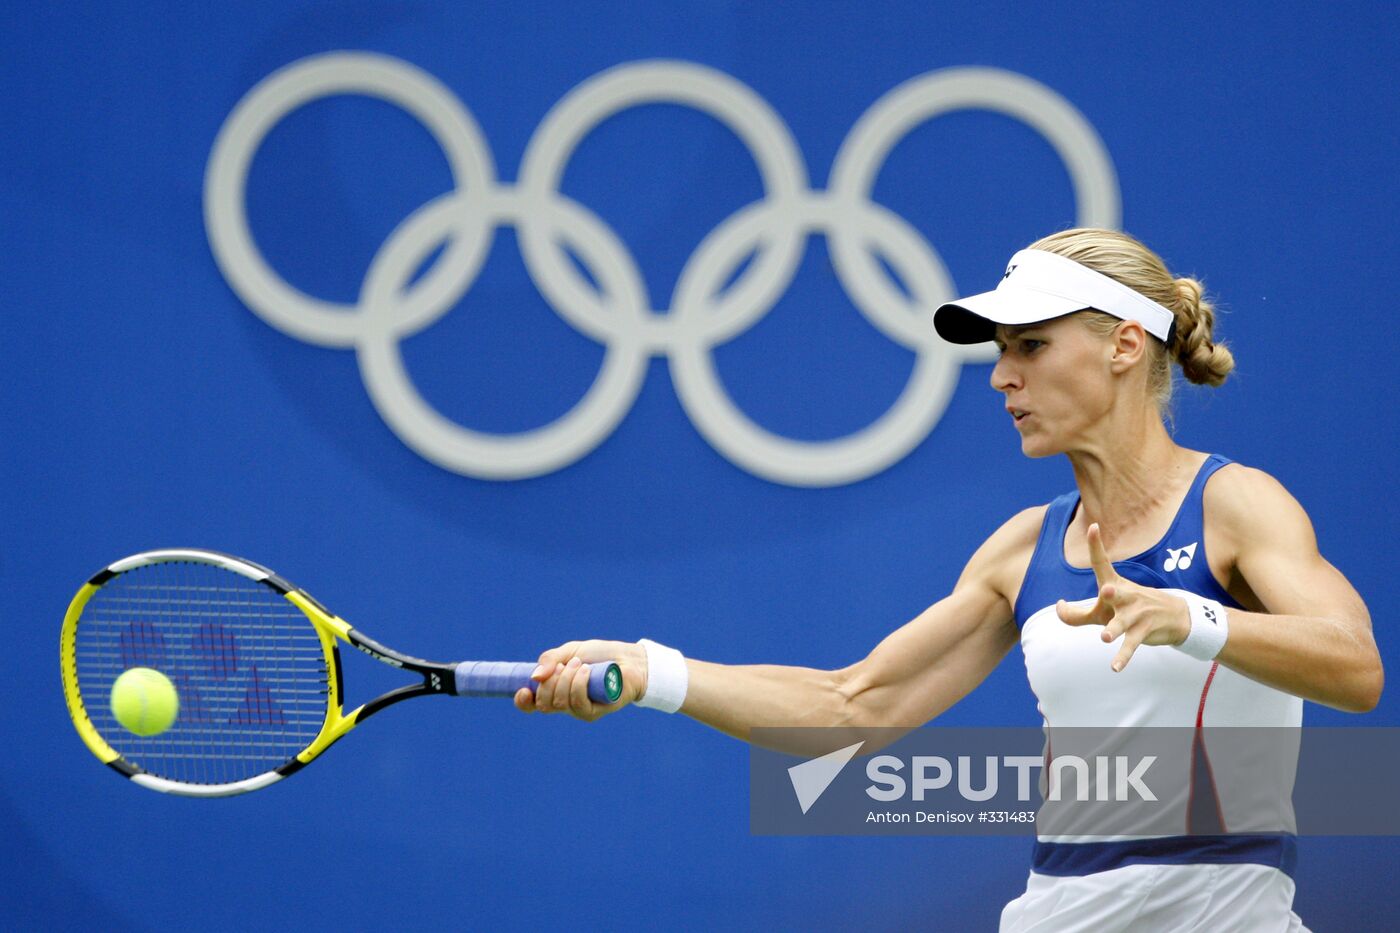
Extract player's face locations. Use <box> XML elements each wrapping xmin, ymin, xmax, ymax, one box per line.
<box><xmin>990</xmin><ymin>315</ymin><xmax>1115</xmax><ymax>457</ymax></box>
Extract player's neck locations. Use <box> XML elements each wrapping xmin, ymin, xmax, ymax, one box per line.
<box><xmin>1065</xmin><ymin>419</ymin><xmax>1200</xmax><ymax>554</ymax></box>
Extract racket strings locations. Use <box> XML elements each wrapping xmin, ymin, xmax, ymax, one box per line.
<box><xmin>74</xmin><ymin>561</ymin><xmax>332</xmax><ymax>786</ymax></box>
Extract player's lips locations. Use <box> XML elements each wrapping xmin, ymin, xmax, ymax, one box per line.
<box><xmin>1007</xmin><ymin>406</ymin><xmax>1031</xmax><ymax>425</ymax></box>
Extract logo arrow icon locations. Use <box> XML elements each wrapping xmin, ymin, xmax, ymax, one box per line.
<box><xmin>788</xmin><ymin>741</ymin><xmax>864</xmax><ymax>814</ymax></box>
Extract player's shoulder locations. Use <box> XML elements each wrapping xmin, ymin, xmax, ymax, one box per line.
<box><xmin>972</xmin><ymin>504</ymin><xmax>1049</xmax><ymax>555</ymax></box>
<box><xmin>1205</xmin><ymin>461</ymin><xmax>1303</xmax><ymax>515</ymax></box>
<box><xmin>995</xmin><ymin>504</ymin><xmax>1051</xmax><ymax>546</ymax></box>
<box><xmin>1204</xmin><ymin>460</ymin><xmax>1314</xmax><ymax>544</ymax></box>
<box><xmin>963</xmin><ymin>505</ymin><xmax>1047</xmax><ymax>591</ymax></box>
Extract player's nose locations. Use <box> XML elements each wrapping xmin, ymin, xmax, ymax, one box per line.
<box><xmin>991</xmin><ymin>355</ymin><xmax>1020</xmax><ymax>392</ymax></box>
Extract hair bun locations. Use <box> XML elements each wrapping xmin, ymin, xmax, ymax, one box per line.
<box><xmin>1171</xmin><ymin>275</ymin><xmax>1233</xmax><ymax>386</ymax></box>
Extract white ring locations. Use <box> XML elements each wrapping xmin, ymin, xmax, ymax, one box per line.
<box><xmin>205</xmin><ymin>52</ymin><xmax>496</xmax><ymax>347</ymax></box>
<box><xmin>357</xmin><ymin>191</ymin><xmax>650</xmax><ymax>479</ymax></box>
<box><xmin>829</xmin><ymin>67</ymin><xmax>1120</xmax><ymax>365</ymax></box>
<box><xmin>517</xmin><ymin>60</ymin><xmax>807</xmax><ymax>334</ymax></box>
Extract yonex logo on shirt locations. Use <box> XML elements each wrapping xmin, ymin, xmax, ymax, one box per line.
<box><xmin>1164</xmin><ymin>542</ymin><xmax>1198</xmax><ymax>572</ymax></box>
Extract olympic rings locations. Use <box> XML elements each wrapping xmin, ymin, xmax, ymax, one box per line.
<box><xmin>205</xmin><ymin>53</ymin><xmax>1119</xmax><ymax>486</ymax></box>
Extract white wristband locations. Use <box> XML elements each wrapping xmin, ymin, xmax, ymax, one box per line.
<box><xmin>634</xmin><ymin>638</ymin><xmax>688</xmax><ymax>713</ymax></box>
<box><xmin>1176</xmin><ymin>594</ymin><xmax>1229</xmax><ymax>661</ymax></box>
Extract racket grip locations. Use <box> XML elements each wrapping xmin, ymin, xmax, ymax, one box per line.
<box><xmin>453</xmin><ymin>660</ymin><xmax>623</xmax><ymax>704</ymax></box>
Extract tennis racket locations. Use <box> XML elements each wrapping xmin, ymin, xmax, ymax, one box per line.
<box><xmin>60</xmin><ymin>549</ymin><xmax>623</xmax><ymax>797</ymax></box>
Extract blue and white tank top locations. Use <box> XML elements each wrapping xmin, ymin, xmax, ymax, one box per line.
<box><xmin>1013</xmin><ymin>454</ymin><xmax>1302</xmax><ymax>877</ymax></box>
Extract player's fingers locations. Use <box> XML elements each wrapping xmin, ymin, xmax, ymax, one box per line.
<box><xmin>533</xmin><ymin>642</ymin><xmax>580</xmax><ymax>679</ymax></box>
<box><xmin>1086</xmin><ymin>524</ymin><xmax>1120</xmax><ymax>586</ymax></box>
<box><xmin>1057</xmin><ymin>596</ymin><xmax>1114</xmax><ymax>627</ymax></box>
<box><xmin>568</xmin><ymin>663</ymin><xmax>596</xmax><ymax>718</ymax></box>
<box><xmin>514</xmin><ymin>686</ymin><xmax>537</xmax><ymax>712</ymax></box>
<box><xmin>1097</xmin><ymin>586</ymin><xmax>1125</xmax><ymax>641</ymax></box>
<box><xmin>1056</xmin><ymin>597</ymin><xmax>1091</xmax><ymax>625</ymax></box>
<box><xmin>1111</xmin><ymin>625</ymin><xmax>1148</xmax><ymax>673</ymax></box>
<box><xmin>553</xmin><ymin>657</ymin><xmax>583</xmax><ymax>710</ymax></box>
<box><xmin>533</xmin><ymin>662</ymin><xmax>566</xmax><ymax>711</ymax></box>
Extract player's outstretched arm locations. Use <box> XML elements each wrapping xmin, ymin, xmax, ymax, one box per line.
<box><xmin>515</xmin><ymin>509</ymin><xmax>1039</xmax><ymax>745</ymax></box>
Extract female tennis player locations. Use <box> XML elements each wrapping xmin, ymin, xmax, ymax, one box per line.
<box><xmin>515</xmin><ymin>228</ymin><xmax>1382</xmax><ymax>931</ymax></box>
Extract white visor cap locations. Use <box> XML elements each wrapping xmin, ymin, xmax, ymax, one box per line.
<box><xmin>934</xmin><ymin>249</ymin><xmax>1176</xmax><ymax>345</ymax></box>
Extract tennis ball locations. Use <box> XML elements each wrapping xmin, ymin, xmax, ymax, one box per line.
<box><xmin>110</xmin><ymin>667</ymin><xmax>179</xmax><ymax>736</ymax></box>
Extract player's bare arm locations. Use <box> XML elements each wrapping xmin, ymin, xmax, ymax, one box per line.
<box><xmin>1206</xmin><ymin>464</ymin><xmax>1381</xmax><ymax>711</ymax></box>
<box><xmin>519</xmin><ymin>508</ymin><xmax>1042</xmax><ymax>745</ymax></box>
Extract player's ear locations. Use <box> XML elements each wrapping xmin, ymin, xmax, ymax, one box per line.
<box><xmin>1109</xmin><ymin>320</ymin><xmax>1147</xmax><ymax>373</ymax></box>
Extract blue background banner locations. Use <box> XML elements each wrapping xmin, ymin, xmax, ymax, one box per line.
<box><xmin>4</xmin><ymin>2</ymin><xmax>1397</xmax><ymax>929</ymax></box>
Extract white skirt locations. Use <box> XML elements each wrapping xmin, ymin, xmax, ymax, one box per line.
<box><xmin>1000</xmin><ymin>863</ymin><xmax>1308</xmax><ymax>932</ymax></box>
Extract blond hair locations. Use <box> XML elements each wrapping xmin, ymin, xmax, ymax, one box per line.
<box><xmin>1027</xmin><ymin>228</ymin><xmax>1233</xmax><ymax>409</ymax></box>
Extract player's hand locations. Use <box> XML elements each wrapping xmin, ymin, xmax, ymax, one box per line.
<box><xmin>513</xmin><ymin>639</ymin><xmax>648</xmax><ymax>721</ymax></box>
<box><xmin>1055</xmin><ymin>523</ymin><xmax>1192</xmax><ymax>672</ymax></box>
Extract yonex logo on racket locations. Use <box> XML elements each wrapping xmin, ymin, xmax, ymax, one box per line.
<box><xmin>205</xmin><ymin>54</ymin><xmax>1119</xmax><ymax>486</ymax></box>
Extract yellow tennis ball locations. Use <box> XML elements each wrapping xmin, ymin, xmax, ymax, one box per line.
<box><xmin>110</xmin><ymin>667</ymin><xmax>179</xmax><ymax>736</ymax></box>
